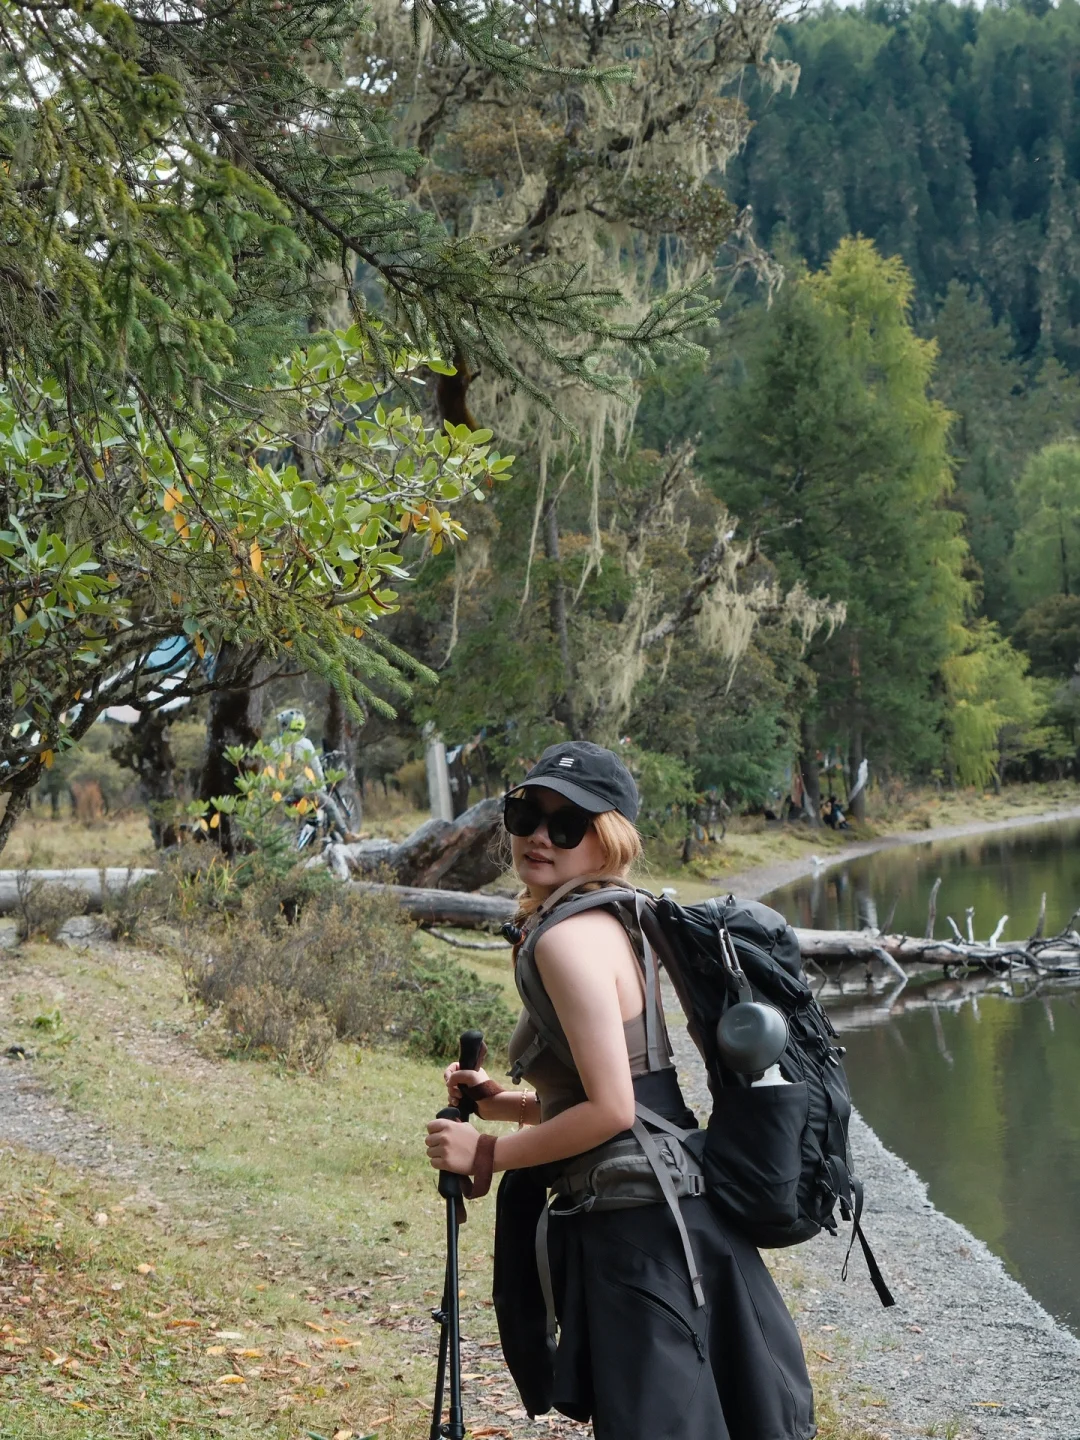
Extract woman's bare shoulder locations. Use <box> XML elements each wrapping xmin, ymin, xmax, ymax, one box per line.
<box><xmin>534</xmin><ymin>907</ymin><xmax>634</xmax><ymax>967</ymax></box>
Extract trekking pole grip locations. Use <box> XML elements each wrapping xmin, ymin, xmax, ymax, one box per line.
<box><xmin>436</xmin><ymin>1031</ymin><xmax>486</xmax><ymax>1201</ymax></box>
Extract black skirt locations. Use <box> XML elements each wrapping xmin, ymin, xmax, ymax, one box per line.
<box><xmin>495</xmin><ymin>1173</ymin><xmax>816</xmax><ymax>1440</ymax></box>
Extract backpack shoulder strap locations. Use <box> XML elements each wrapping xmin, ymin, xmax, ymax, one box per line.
<box><xmin>511</xmin><ymin>883</ymin><xmax>670</xmax><ymax>1081</ymax></box>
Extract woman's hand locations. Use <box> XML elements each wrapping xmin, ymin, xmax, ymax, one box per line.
<box><xmin>425</xmin><ymin>1117</ymin><xmax>482</xmax><ymax>1174</ymax></box>
<box><xmin>443</xmin><ymin>1061</ymin><xmax>490</xmax><ymax>1107</ymax></box>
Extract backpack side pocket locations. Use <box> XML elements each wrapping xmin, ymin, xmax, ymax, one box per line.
<box><xmin>703</xmin><ymin>1080</ymin><xmax>809</xmax><ymax>1239</ymax></box>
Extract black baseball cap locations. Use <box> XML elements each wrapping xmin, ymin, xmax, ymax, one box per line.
<box><xmin>514</xmin><ymin>741</ymin><xmax>639</xmax><ymax>822</ymax></box>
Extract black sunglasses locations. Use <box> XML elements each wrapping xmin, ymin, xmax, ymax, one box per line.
<box><xmin>503</xmin><ymin>791</ymin><xmax>593</xmax><ymax>850</ymax></box>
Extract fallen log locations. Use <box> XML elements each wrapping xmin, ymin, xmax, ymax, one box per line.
<box><xmin>0</xmin><ymin>868</ymin><xmax>157</xmax><ymax>914</ymax></box>
<box><xmin>347</xmin><ymin>881</ymin><xmax>516</xmax><ymax>929</ymax></box>
<box><xmin>793</xmin><ymin>927</ymin><xmax>1080</xmax><ymax>976</ymax></box>
<box><xmin>323</xmin><ymin>796</ymin><xmax>503</xmax><ymax>890</ymax></box>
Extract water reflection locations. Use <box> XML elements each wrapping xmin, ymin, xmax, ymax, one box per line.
<box><xmin>773</xmin><ymin>819</ymin><xmax>1080</xmax><ymax>941</ymax></box>
<box><xmin>766</xmin><ymin>820</ymin><xmax>1080</xmax><ymax>1336</ymax></box>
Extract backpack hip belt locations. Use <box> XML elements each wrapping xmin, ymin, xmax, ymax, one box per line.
<box><xmin>533</xmin><ymin>1103</ymin><xmax>707</xmax><ymax>1343</ymax></box>
<box><xmin>548</xmin><ymin>1112</ymin><xmax>705</xmax><ymax>1213</ymax></box>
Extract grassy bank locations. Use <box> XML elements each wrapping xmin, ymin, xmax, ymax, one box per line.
<box><xmin>0</xmin><ymin>933</ymin><xmax>885</xmax><ymax>1440</ymax></box>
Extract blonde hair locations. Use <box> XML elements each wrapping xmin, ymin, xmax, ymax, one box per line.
<box><xmin>513</xmin><ymin>808</ymin><xmax>644</xmax><ymax>921</ymax></box>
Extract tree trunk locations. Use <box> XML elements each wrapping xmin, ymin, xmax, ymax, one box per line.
<box><xmin>849</xmin><ymin>725</ymin><xmax>867</xmax><ymax>823</ymax></box>
<box><xmin>323</xmin><ymin>685</ymin><xmax>361</xmax><ymax>831</ymax></box>
<box><xmin>799</xmin><ymin>716</ymin><xmax>821</xmax><ymax>824</ymax></box>
<box><xmin>197</xmin><ymin>643</ymin><xmax>266</xmax><ymax>856</ymax></box>
<box><xmin>544</xmin><ymin>497</ymin><xmax>579</xmax><ymax>737</ymax></box>
<box><xmin>110</xmin><ymin>710</ymin><xmax>181</xmax><ymax>848</ymax></box>
<box><xmin>0</xmin><ymin>785</ymin><xmax>33</xmax><ymax>863</ymax></box>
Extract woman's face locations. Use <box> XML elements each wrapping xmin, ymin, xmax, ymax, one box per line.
<box><xmin>509</xmin><ymin>786</ymin><xmax>608</xmax><ymax>897</ymax></box>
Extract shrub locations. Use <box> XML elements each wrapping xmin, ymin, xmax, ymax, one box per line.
<box><xmin>183</xmin><ymin>880</ymin><xmax>514</xmax><ymax>1069</ymax></box>
<box><xmin>100</xmin><ymin>867</ymin><xmax>160</xmax><ymax>941</ymax></box>
<box><xmin>13</xmin><ymin>873</ymin><xmax>88</xmax><ymax>943</ymax></box>
<box><xmin>409</xmin><ymin>955</ymin><xmax>516</xmax><ymax>1060</ymax></box>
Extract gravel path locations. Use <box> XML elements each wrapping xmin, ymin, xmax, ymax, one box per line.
<box><xmin>670</xmin><ymin>1025</ymin><xmax>1080</xmax><ymax>1440</ymax></box>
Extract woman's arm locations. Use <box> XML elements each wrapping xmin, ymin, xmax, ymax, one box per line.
<box><xmin>426</xmin><ymin>910</ymin><xmax>637</xmax><ymax>1175</ymax></box>
<box><xmin>441</xmin><ymin>1067</ymin><xmax>542</xmax><ymax>1126</ymax></box>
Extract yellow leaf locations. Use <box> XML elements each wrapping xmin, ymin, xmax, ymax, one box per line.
<box><xmin>193</xmin><ymin>634</ymin><xmax>206</xmax><ymax>659</ymax></box>
<box><xmin>206</xmin><ymin>1345</ymin><xmax>227</xmax><ymax>1356</ymax></box>
<box><xmin>137</xmin><ymin>1263</ymin><xmax>154</xmax><ymax>1275</ymax></box>
<box><xmin>303</xmin><ymin>1322</ymin><xmax>326</xmax><ymax>1334</ymax></box>
<box><xmin>353</xmin><ymin>627</ymin><xmax>364</xmax><ymax>639</ymax></box>
<box><xmin>171</xmin><ymin>592</ymin><xmax>182</xmax><ymax>605</ymax></box>
<box><xmin>167</xmin><ymin>1319</ymin><xmax>200</xmax><ymax>1330</ymax></box>
<box><xmin>42</xmin><ymin>750</ymin><xmax>54</xmax><ymax>769</ymax></box>
<box><xmin>249</xmin><ymin>541</ymin><xmax>263</xmax><ymax>575</ymax></box>
<box><xmin>399</xmin><ymin>511</ymin><xmax>412</xmax><ymax>534</ymax></box>
<box><xmin>294</xmin><ymin>797</ymin><xmax>310</xmax><ymax>815</ymax></box>
<box><xmin>303</xmin><ymin>766</ymin><xmax>316</xmax><ymax>783</ymax></box>
<box><xmin>163</xmin><ymin>486</ymin><xmax>181</xmax><ymax>512</ymax></box>
<box><xmin>13</xmin><ymin>602</ymin><xmax>26</xmax><ymax>623</ymax></box>
<box><xmin>233</xmin><ymin>1348</ymin><xmax>263</xmax><ymax>1359</ymax></box>
<box><xmin>333</xmin><ymin>1431</ymin><xmax>355</xmax><ymax>1440</ymax></box>
<box><xmin>209</xmin><ymin>812</ymin><xmax>220</xmax><ymax>830</ymax></box>
<box><xmin>106</xmin><ymin>573</ymin><xmax>119</xmax><ymax>584</ymax></box>
<box><xmin>272</xmin><ymin>791</ymin><xmax>283</xmax><ymax>803</ymax></box>
<box><xmin>215</xmin><ymin>1373</ymin><xmax>247</xmax><ymax>1385</ymax></box>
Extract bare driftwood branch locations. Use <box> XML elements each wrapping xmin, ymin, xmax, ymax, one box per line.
<box><xmin>1033</xmin><ymin>891</ymin><xmax>1047</xmax><ymax>940</ymax></box>
<box><xmin>925</xmin><ymin>877</ymin><xmax>941</xmax><ymax>939</ymax></box>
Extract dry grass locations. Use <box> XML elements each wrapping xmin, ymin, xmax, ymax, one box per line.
<box><xmin>3</xmin><ymin>811</ymin><xmax>156</xmax><ymax>870</ymax></box>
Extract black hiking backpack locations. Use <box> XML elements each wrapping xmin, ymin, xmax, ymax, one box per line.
<box><xmin>512</xmin><ymin>882</ymin><xmax>895</xmax><ymax>1308</ymax></box>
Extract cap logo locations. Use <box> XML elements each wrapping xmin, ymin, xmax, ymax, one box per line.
<box><xmin>558</xmin><ymin>756</ymin><xmax>575</xmax><ymax>768</ymax></box>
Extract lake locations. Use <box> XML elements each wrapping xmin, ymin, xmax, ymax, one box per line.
<box><xmin>766</xmin><ymin>819</ymin><xmax>1080</xmax><ymax>1336</ymax></box>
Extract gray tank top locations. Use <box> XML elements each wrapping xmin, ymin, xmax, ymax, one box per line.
<box><xmin>507</xmin><ymin>1007</ymin><xmax>651</xmax><ymax>1121</ymax></box>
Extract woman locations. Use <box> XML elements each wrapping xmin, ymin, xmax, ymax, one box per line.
<box><xmin>425</xmin><ymin>740</ymin><xmax>815</xmax><ymax>1440</ymax></box>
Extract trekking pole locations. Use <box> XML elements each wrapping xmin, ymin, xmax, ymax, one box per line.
<box><xmin>429</xmin><ymin>1029</ymin><xmax>485</xmax><ymax>1440</ymax></box>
